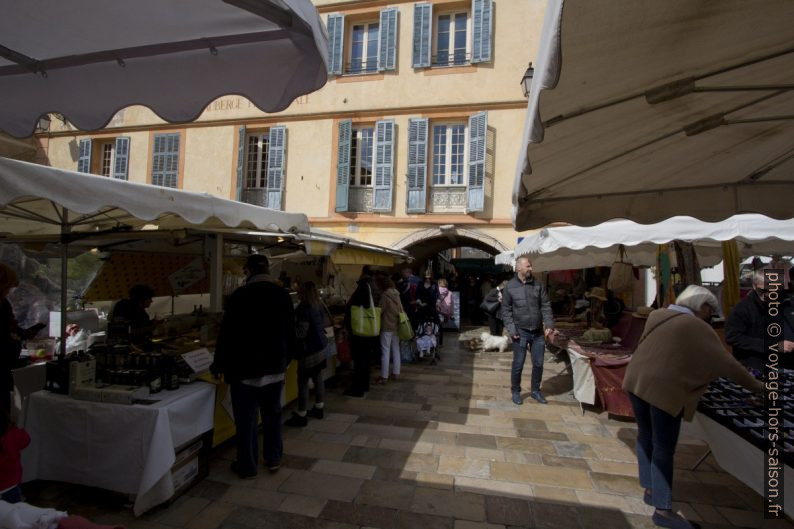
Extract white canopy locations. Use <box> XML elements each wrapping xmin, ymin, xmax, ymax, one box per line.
<box><xmin>0</xmin><ymin>0</ymin><xmax>329</xmax><ymax>138</ymax></box>
<box><xmin>0</xmin><ymin>156</ymin><xmax>310</xmax><ymax>236</ymax></box>
<box><xmin>512</xmin><ymin>0</ymin><xmax>794</xmax><ymax>231</ymax></box>
<box><xmin>508</xmin><ymin>215</ymin><xmax>794</xmax><ymax>272</ymax></box>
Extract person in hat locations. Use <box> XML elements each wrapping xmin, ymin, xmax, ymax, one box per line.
<box><xmin>501</xmin><ymin>256</ymin><xmax>555</xmax><ymax>405</ymax></box>
<box><xmin>211</xmin><ymin>254</ymin><xmax>295</xmax><ymax>478</ymax></box>
<box><xmin>584</xmin><ymin>287</ymin><xmax>609</xmax><ymax>328</ymax></box>
<box><xmin>623</xmin><ymin>285</ymin><xmax>764</xmax><ymax>529</ymax></box>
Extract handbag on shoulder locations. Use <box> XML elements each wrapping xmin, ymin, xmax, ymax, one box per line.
<box><xmin>351</xmin><ymin>285</ymin><xmax>382</xmax><ymax>337</ymax></box>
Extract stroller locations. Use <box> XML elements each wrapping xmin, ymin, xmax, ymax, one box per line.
<box><xmin>414</xmin><ymin>319</ymin><xmax>440</xmax><ymax>365</ymax></box>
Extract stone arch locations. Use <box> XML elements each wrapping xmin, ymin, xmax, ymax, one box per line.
<box><xmin>393</xmin><ymin>226</ymin><xmax>510</xmax><ymax>263</ymax></box>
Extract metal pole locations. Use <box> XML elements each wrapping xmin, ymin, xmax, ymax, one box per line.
<box><xmin>208</xmin><ymin>234</ymin><xmax>223</xmax><ymax>312</ymax></box>
<box><xmin>59</xmin><ymin>208</ymin><xmax>69</xmax><ymax>358</ymax></box>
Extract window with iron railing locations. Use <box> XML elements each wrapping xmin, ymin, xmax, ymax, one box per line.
<box><xmin>347</xmin><ymin>22</ymin><xmax>379</xmax><ymax>75</ymax></box>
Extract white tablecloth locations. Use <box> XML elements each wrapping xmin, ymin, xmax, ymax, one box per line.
<box><xmin>683</xmin><ymin>412</ymin><xmax>793</xmax><ymax>517</ymax></box>
<box><xmin>22</xmin><ymin>382</ymin><xmax>215</xmax><ymax>516</ymax></box>
<box><xmin>566</xmin><ymin>347</ymin><xmax>596</xmax><ymax>405</ymax></box>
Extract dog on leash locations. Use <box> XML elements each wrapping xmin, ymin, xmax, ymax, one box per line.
<box><xmin>479</xmin><ymin>332</ymin><xmax>510</xmax><ymax>352</ymax></box>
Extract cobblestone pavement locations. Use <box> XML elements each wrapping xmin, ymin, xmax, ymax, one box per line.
<box><xmin>22</xmin><ymin>328</ymin><xmax>793</xmax><ymax>529</ymax></box>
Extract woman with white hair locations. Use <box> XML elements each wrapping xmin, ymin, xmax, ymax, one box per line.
<box><xmin>623</xmin><ymin>285</ymin><xmax>765</xmax><ymax>529</ymax></box>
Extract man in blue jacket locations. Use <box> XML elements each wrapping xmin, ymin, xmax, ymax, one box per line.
<box><xmin>211</xmin><ymin>254</ymin><xmax>295</xmax><ymax>478</ymax></box>
<box><xmin>501</xmin><ymin>256</ymin><xmax>555</xmax><ymax>405</ymax></box>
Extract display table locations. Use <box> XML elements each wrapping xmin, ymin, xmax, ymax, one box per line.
<box><xmin>684</xmin><ymin>412</ymin><xmax>793</xmax><ymax>517</ymax></box>
<box><xmin>565</xmin><ymin>340</ymin><xmax>634</xmax><ymax>417</ymax></box>
<box><xmin>22</xmin><ymin>382</ymin><xmax>215</xmax><ymax>516</ymax></box>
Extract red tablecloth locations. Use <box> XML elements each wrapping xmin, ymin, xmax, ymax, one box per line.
<box><xmin>567</xmin><ymin>340</ymin><xmax>634</xmax><ymax>417</ymax></box>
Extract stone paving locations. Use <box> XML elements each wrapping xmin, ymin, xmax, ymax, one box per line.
<box><xmin>22</xmin><ymin>329</ymin><xmax>793</xmax><ymax>529</ymax></box>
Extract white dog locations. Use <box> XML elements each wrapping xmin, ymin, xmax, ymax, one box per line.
<box><xmin>479</xmin><ymin>332</ymin><xmax>510</xmax><ymax>352</ymax></box>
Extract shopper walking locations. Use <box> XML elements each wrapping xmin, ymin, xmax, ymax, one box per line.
<box><xmin>286</xmin><ymin>282</ymin><xmax>329</xmax><ymax>427</ymax></box>
<box><xmin>377</xmin><ymin>278</ymin><xmax>404</xmax><ymax>384</ymax></box>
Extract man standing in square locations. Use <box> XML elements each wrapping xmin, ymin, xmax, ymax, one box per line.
<box><xmin>211</xmin><ymin>254</ymin><xmax>295</xmax><ymax>478</ymax></box>
<box><xmin>501</xmin><ymin>256</ymin><xmax>555</xmax><ymax>405</ymax></box>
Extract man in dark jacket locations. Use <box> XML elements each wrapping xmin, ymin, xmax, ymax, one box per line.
<box><xmin>211</xmin><ymin>254</ymin><xmax>295</xmax><ymax>478</ymax></box>
<box><xmin>725</xmin><ymin>269</ymin><xmax>794</xmax><ymax>371</ymax></box>
<box><xmin>501</xmin><ymin>256</ymin><xmax>555</xmax><ymax>405</ymax></box>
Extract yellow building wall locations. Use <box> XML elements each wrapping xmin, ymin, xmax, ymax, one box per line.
<box><xmin>39</xmin><ymin>0</ymin><xmax>547</xmax><ymax>255</ymax></box>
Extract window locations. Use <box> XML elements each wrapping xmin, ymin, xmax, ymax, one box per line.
<box><xmin>412</xmin><ymin>0</ymin><xmax>492</xmax><ymax>68</ymax></box>
<box><xmin>245</xmin><ymin>133</ymin><xmax>270</xmax><ymax>189</ymax></box>
<box><xmin>335</xmin><ymin>119</ymin><xmax>394</xmax><ymax>213</ymax></box>
<box><xmin>76</xmin><ymin>137</ymin><xmax>130</xmax><ymax>180</ymax></box>
<box><xmin>348</xmin><ymin>23</ymin><xmax>380</xmax><ymax>74</ymax></box>
<box><xmin>151</xmin><ymin>133</ymin><xmax>180</xmax><ymax>188</ymax></box>
<box><xmin>236</xmin><ymin>126</ymin><xmax>287</xmax><ymax>210</ymax></box>
<box><xmin>432</xmin><ymin>123</ymin><xmax>466</xmax><ymax>186</ymax></box>
<box><xmin>407</xmin><ymin>112</ymin><xmax>487</xmax><ymax>214</ymax></box>
<box><xmin>434</xmin><ymin>13</ymin><xmax>468</xmax><ymax>66</ymax></box>
<box><xmin>99</xmin><ymin>142</ymin><xmax>114</xmax><ymax>177</ymax></box>
<box><xmin>350</xmin><ymin>127</ymin><xmax>374</xmax><ymax>186</ymax></box>
<box><xmin>327</xmin><ymin>8</ymin><xmax>398</xmax><ymax>76</ymax></box>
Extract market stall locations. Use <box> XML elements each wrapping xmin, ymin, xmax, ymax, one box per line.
<box><xmin>511</xmin><ymin>0</ymin><xmax>794</xmax><ymax>231</ymax></box>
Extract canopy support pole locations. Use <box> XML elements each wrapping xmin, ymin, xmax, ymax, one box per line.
<box><xmin>208</xmin><ymin>234</ymin><xmax>224</xmax><ymax>312</ymax></box>
<box><xmin>59</xmin><ymin>209</ymin><xmax>69</xmax><ymax>358</ymax></box>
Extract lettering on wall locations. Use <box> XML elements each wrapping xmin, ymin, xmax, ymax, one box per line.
<box><xmin>203</xmin><ymin>95</ymin><xmax>310</xmax><ymax>113</ymax></box>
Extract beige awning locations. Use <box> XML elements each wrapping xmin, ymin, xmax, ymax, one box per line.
<box><xmin>512</xmin><ymin>0</ymin><xmax>794</xmax><ymax>230</ymax></box>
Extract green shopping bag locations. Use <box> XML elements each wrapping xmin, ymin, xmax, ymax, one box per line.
<box><xmin>397</xmin><ymin>312</ymin><xmax>414</xmax><ymax>340</ymax></box>
<box><xmin>351</xmin><ymin>285</ymin><xmax>381</xmax><ymax>337</ymax></box>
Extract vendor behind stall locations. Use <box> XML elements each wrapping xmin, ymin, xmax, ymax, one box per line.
<box><xmin>1</xmin><ymin>263</ymin><xmax>45</xmax><ymax>413</ymax></box>
<box><xmin>108</xmin><ymin>284</ymin><xmax>159</xmax><ymax>347</ymax></box>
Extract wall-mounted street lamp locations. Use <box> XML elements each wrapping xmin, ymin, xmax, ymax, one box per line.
<box><xmin>520</xmin><ymin>62</ymin><xmax>534</xmax><ymax>98</ymax></box>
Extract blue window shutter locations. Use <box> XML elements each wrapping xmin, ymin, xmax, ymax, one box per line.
<box><xmin>378</xmin><ymin>8</ymin><xmax>398</xmax><ymax>72</ymax></box>
<box><xmin>466</xmin><ymin>112</ymin><xmax>487</xmax><ymax>212</ymax></box>
<box><xmin>412</xmin><ymin>3</ymin><xmax>432</xmax><ymax>68</ymax></box>
<box><xmin>335</xmin><ymin>119</ymin><xmax>352</xmax><ymax>212</ymax></box>
<box><xmin>267</xmin><ymin>126</ymin><xmax>287</xmax><ymax>210</ymax></box>
<box><xmin>407</xmin><ymin>118</ymin><xmax>428</xmax><ymax>213</ymax></box>
<box><xmin>112</xmin><ymin>137</ymin><xmax>130</xmax><ymax>180</ymax></box>
<box><xmin>373</xmin><ymin>120</ymin><xmax>395</xmax><ymax>212</ymax></box>
<box><xmin>77</xmin><ymin>139</ymin><xmax>92</xmax><ymax>173</ymax></box>
<box><xmin>471</xmin><ymin>0</ymin><xmax>493</xmax><ymax>63</ymax></box>
<box><xmin>152</xmin><ymin>132</ymin><xmax>180</xmax><ymax>188</ymax></box>
<box><xmin>235</xmin><ymin>125</ymin><xmax>246</xmax><ymax>201</ymax></box>
<box><xmin>327</xmin><ymin>14</ymin><xmax>345</xmax><ymax>75</ymax></box>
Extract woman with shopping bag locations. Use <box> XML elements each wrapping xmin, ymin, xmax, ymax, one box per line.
<box><xmin>343</xmin><ymin>266</ymin><xmax>380</xmax><ymax>397</ymax></box>
<box><xmin>377</xmin><ymin>278</ymin><xmax>407</xmax><ymax>384</ymax></box>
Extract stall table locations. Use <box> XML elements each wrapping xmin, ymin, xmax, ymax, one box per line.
<box><xmin>565</xmin><ymin>339</ymin><xmax>634</xmax><ymax>417</ymax></box>
<box><xmin>22</xmin><ymin>382</ymin><xmax>215</xmax><ymax>516</ymax></box>
<box><xmin>684</xmin><ymin>412</ymin><xmax>793</xmax><ymax>517</ymax></box>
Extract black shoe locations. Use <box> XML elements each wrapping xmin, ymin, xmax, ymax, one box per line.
<box><xmin>651</xmin><ymin>510</ymin><xmax>701</xmax><ymax>529</ymax></box>
<box><xmin>266</xmin><ymin>461</ymin><xmax>281</xmax><ymax>473</ymax></box>
<box><xmin>530</xmin><ymin>391</ymin><xmax>548</xmax><ymax>404</ymax></box>
<box><xmin>230</xmin><ymin>461</ymin><xmax>257</xmax><ymax>480</ymax></box>
<box><xmin>307</xmin><ymin>406</ymin><xmax>324</xmax><ymax>419</ymax></box>
<box><xmin>512</xmin><ymin>392</ymin><xmax>523</xmax><ymax>405</ymax></box>
<box><xmin>343</xmin><ymin>388</ymin><xmax>366</xmax><ymax>398</ymax></box>
<box><xmin>285</xmin><ymin>412</ymin><xmax>308</xmax><ymax>427</ymax></box>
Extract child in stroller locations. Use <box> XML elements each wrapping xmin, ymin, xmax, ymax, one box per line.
<box><xmin>415</xmin><ymin>319</ymin><xmax>440</xmax><ymax>365</ymax></box>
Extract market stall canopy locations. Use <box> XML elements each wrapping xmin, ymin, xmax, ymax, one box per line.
<box><xmin>0</xmin><ymin>0</ymin><xmax>329</xmax><ymax>138</ymax></box>
<box><xmin>509</xmin><ymin>215</ymin><xmax>794</xmax><ymax>272</ymax></box>
<box><xmin>0</xmin><ymin>157</ymin><xmax>310</xmax><ymax>236</ymax></box>
<box><xmin>512</xmin><ymin>0</ymin><xmax>794</xmax><ymax>231</ymax></box>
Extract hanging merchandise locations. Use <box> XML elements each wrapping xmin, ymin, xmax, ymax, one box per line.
<box><xmin>607</xmin><ymin>245</ymin><xmax>634</xmax><ymax>292</ymax></box>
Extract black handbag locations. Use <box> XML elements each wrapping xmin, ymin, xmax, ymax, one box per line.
<box><xmin>480</xmin><ymin>299</ymin><xmax>500</xmax><ymax>314</ymax></box>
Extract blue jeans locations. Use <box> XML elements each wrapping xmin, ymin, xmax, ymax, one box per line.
<box><xmin>230</xmin><ymin>381</ymin><xmax>284</xmax><ymax>475</ymax></box>
<box><xmin>629</xmin><ymin>392</ymin><xmax>682</xmax><ymax>510</ymax></box>
<box><xmin>510</xmin><ymin>328</ymin><xmax>546</xmax><ymax>393</ymax></box>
